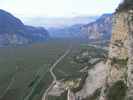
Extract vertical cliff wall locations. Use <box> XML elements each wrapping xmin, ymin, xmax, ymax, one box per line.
<box><xmin>99</xmin><ymin>11</ymin><xmax>129</xmax><ymax>100</ymax></box>
<box><xmin>107</xmin><ymin>12</ymin><xmax>129</xmax><ymax>85</ymax></box>
<box><xmin>75</xmin><ymin>8</ymin><xmax>133</xmax><ymax>100</ymax></box>
<box><xmin>68</xmin><ymin>1</ymin><xmax>133</xmax><ymax>100</ymax></box>
<box><xmin>127</xmin><ymin>10</ymin><xmax>133</xmax><ymax>100</ymax></box>
<box><xmin>100</xmin><ymin>1</ymin><xmax>133</xmax><ymax>100</ymax></box>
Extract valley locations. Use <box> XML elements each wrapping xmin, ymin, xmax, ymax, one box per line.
<box><xmin>0</xmin><ymin>38</ymin><xmax>86</xmax><ymax>100</ymax></box>
<box><xmin>0</xmin><ymin>0</ymin><xmax>130</xmax><ymax>99</ymax></box>
<box><xmin>0</xmin><ymin>38</ymin><xmax>70</xmax><ymax>100</ymax></box>
<box><xmin>0</xmin><ymin>38</ymin><xmax>108</xmax><ymax>100</ymax></box>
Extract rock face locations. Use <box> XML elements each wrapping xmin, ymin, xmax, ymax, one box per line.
<box><xmin>107</xmin><ymin>12</ymin><xmax>129</xmax><ymax>85</ymax></box>
<box><xmin>127</xmin><ymin>10</ymin><xmax>133</xmax><ymax>100</ymax></box>
<box><xmin>81</xmin><ymin>14</ymin><xmax>112</xmax><ymax>41</ymax></box>
<box><xmin>109</xmin><ymin>12</ymin><xmax>128</xmax><ymax>59</ymax></box>
<box><xmin>99</xmin><ymin>1</ymin><xmax>133</xmax><ymax>100</ymax></box>
<box><xmin>74</xmin><ymin>1</ymin><xmax>133</xmax><ymax>100</ymax></box>
<box><xmin>69</xmin><ymin>14</ymin><xmax>114</xmax><ymax>100</ymax></box>
<box><xmin>76</xmin><ymin>61</ymin><xmax>107</xmax><ymax>99</ymax></box>
<box><xmin>97</xmin><ymin>11</ymin><xmax>129</xmax><ymax>100</ymax></box>
<box><xmin>0</xmin><ymin>9</ymin><xmax>49</xmax><ymax>46</ymax></box>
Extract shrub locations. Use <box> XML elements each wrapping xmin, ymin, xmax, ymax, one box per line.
<box><xmin>111</xmin><ymin>58</ymin><xmax>128</xmax><ymax>68</ymax></box>
<box><xmin>107</xmin><ymin>80</ymin><xmax>127</xmax><ymax>100</ymax></box>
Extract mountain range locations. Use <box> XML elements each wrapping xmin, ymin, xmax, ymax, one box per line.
<box><xmin>0</xmin><ymin>9</ymin><xmax>49</xmax><ymax>46</ymax></box>
<box><xmin>48</xmin><ymin>24</ymin><xmax>84</xmax><ymax>38</ymax></box>
<box><xmin>0</xmin><ymin>9</ymin><xmax>113</xmax><ymax>46</ymax></box>
<box><xmin>48</xmin><ymin>14</ymin><xmax>112</xmax><ymax>40</ymax></box>
<box><xmin>22</xmin><ymin>16</ymin><xmax>98</xmax><ymax>29</ymax></box>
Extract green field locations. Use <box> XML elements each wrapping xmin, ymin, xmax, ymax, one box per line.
<box><xmin>0</xmin><ymin>38</ymin><xmax>87</xmax><ymax>100</ymax></box>
<box><xmin>0</xmin><ymin>38</ymin><xmax>107</xmax><ymax>100</ymax></box>
<box><xmin>53</xmin><ymin>44</ymin><xmax>84</xmax><ymax>80</ymax></box>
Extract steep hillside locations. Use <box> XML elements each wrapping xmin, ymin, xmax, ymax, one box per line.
<box><xmin>81</xmin><ymin>14</ymin><xmax>112</xmax><ymax>41</ymax></box>
<box><xmin>0</xmin><ymin>9</ymin><xmax>49</xmax><ymax>46</ymax></box>
<box><xmin>99</xmin><ymin>11</ymin><xmax>129</xmax><ymax>100</ymax></box>
<box><xmin>67</xmin><ymin>1</ymin><xmax>133</xmax><ymax>100</ymax></box>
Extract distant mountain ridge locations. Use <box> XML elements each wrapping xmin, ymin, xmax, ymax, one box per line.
<box><xmin>48</xmin><ymin>24</ymin><xmax>84</xmax><ymax>38</ymax></box>
<box><xmin>48</xmin><ymin>14</ymin><xmax>112</xmax><ymax>40</ymax></box>
<box><xmin>0</xmin><ymin>9</ymin><xmax>49</xmax><ymax>46</ymax></box>
<box><xmin>81</xmin><ymin>14</ymin><xmax>113</xmax><ymax>41</ymax></box>
<box><xmin>22</xmin><ymin>16</ymin><xmax>98</xmax><ymax>28</ymax></box>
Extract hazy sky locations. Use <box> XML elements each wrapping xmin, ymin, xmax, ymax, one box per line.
<box><xmin>0</xmin><ymin>0</ymin><xmax>122</xmax><ymax>18</ymax></box>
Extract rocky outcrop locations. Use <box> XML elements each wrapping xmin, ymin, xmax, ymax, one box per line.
<box><xmin>76</xmin><ymin>61</ymin><xmax>107</xmax><ymax>99</ymax></box>
<box><xmin>0</xmin><ymin>9</ymin><xmax>49</xmax><ymax>46</ymax></box>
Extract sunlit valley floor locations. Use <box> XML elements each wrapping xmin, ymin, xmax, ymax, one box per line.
<box><xmin>0</xmin><ymin>38</ymin><xmax>108</xmax><ymax>100</ymax></box>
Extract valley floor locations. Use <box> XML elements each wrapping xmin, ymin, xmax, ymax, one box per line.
<box><xmin>0</xmin><ymin>38</ymin><xmax>88</xmax><ymax>100</ymax></box>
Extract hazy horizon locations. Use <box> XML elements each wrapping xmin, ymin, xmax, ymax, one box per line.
<box><xmin>0</xmin><ymin>0</ymin><xmax>122</xmax><ymax>28</ymax></box>
<box><xmin>0</xmin><ymin>0</ymin><xmax>122</xmax><ymax>18</ymax></box>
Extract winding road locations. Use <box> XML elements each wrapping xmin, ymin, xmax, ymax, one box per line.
<box><xmin>42</xmin><ymin>48</ymin><xmax>71</xmax><ymax>100</ymax></box>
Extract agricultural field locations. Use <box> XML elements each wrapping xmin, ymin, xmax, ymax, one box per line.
<box><xmin>0</xmin><ymin>38</ymin><xmax>89</xmax><ymax>100</ymax></box>
<box><xmin>0</xmin><ymin>38</ymin><xmax>81</xmax><ymax>100</ymax></box>
<box><xmin>0</xmin><ymin>38</ymin><xmax>107</xmax><ymax>100</ymax></box>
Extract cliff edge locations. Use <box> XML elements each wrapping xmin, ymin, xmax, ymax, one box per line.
<box><xmin>99</xmin><ymin>0</ymin><xmax>133</xmax><ymax>100</ymax></box>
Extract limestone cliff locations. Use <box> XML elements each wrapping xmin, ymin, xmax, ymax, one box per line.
<box><xmin>107</xmin><ymin>12</ymin><xmax>129</xmax><ymax>86</ymax></box>
<box><xmin>74</xmin><ymin>1</ymin><xmax>133</xmax><ymax>100</ymax></box>
<box><xmin>127</xmin><ymin>10</ymin><xmax>133</xmax><ymax>100</ymax></box>
<box><xmin>99</xmin><ymin>1</ymin><xmax>133</xmax><ymax>100</ymax></box>
<box><xmin>65</xmin><ymin>1</ymin><xmax>133</xmax><ymax>100</ymax></box>
<box><xmin>73</xmin><ymin>11</ymin><xmax>129</xmax><ymax>100</ymax></box>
